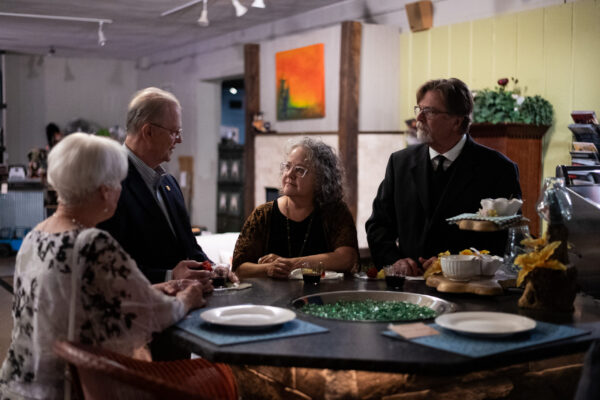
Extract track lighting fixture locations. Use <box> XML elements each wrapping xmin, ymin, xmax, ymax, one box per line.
<box><xmin>232</xmin><ymin>0</ymin><xmax>248</xmax><ymax>17</ymax></box>
<box><xmin>98</xmin><ymin>21</ymin><xmax>107</xmax><ymax>46</ymax></box>
<box><xmin>197</xmin><ymin>0</ymin><xmax>209</xmax><ymax>26</ymax></box>
<box><xmin>251</xmin><ymin>0</ymin><xmax>266</xmax><ymax>8</ymax></box>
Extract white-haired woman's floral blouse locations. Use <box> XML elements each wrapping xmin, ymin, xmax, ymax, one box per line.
<box><xmin>0</xmin><ymin>228</ymin><xmax>185</xmax><ymax>400</ymax></box>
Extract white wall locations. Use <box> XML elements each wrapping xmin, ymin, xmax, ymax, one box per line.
<box><xmin>5</xmin><ymin>55</ymin><xmax>136</xmax><ymax>165</ymax></box>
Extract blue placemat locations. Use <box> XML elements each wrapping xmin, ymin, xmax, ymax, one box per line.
<box><xmin>383</xmin><ymin>321</ymin><xmax>588</xmax><ymax>358</ymax></box>
<box><xmin>177</xmin><ymin>309</ymin><xmax>328</xmax><ymax>346</ymax></box>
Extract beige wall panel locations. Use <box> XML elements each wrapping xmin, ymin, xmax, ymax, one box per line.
<box><xmin>399</xmin><ymin>34</ymin><xmax>413</xmax><ymax>121</ymax></box>
<box><xmin>410</xmin><ymin>32</ymin><xmax>431</xmax><ymax>110</ymax></box>
<box><xmin>357</xmin><ymin>134</ymin><xmax>407</xmax><ymax>249</ymax></box>
<box><xmin>572</xmin><ymin>0</ymin><xmax>600</xmax><ymax>112</ymax></box>
<box><xmin>448</xmin><ymin>22</ymin><xmax>471</xmax><ymax>83</ymax></box>
<box><xmin>493</xmin><ymin>14</ymin><xmax>518</xmax><ymax>82</ymax></box>
<box><xmin>542</xmin><ymin>4</ymin><xmax>574</xmax><ymax>179</ymax></box>
<box><xmin>430</xmin><ymin>26</ymin><xmax>450</xmax><ymax>80</ymax></box>
<box><xmin>359</xmin><ymin>24</ymin><xmax>401</xmax><ymax>132</ymax></box>
<box><xmin>471</xmin><ymin>19</ymin><xmax>495</xmax><ymax>91</ymax></box>
<box><xmin>516</xmin><ymin>9</ymin><xmax>545</xmax><ymax>96</ymax></box>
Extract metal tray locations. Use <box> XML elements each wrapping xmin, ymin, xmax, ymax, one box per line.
<box><xmin>291</xmin><ymin>290</ymin><xmax>456</xmax><ymax>322</ymax></box>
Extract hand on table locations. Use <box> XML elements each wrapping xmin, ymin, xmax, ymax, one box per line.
<box><xmin>172</xmin><ymin>260</ymin><xmax>213</xmax><ymax>292</ymax></box>
<box><xmin>265</xmin><ymin>258</ymin><xmax>295</xmax><ymax>279</ymax></box>
<box><xmin>419</xmin><ymin>256</ymin><xmax>437</xmax><ymax>271</ymax></box>
<box><xmin>258</xmin><ymin>253</ymin><xmax>280</xmax><ymax>264</ymax></box>
<box><xmin>392</xmin><ymin>257</ymin><xmax>423</xmax><ymax>276</ymax></box>
<box><xmin>175</xmin><ymin>281</ymin><xmax>206</xmax><ymax>312</ymax></box>
<box><xmin>153</xmin><ymin>279</ymin><xmax>198</xmax><ymax>296</ymax></box>
<box><xmin>212</xmin><ymin>264</ymin><xmax>240</xmax><ymax>284</ymax></box>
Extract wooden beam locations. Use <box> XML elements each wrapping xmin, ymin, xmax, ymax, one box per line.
<box><xmin>244</xmin><ymin>43</ymin><xmax>260</xmax><ymax>219</ymax></box>
<box><xmin>338</xmin><ymin>21</ymin><xmax>362</xmax><ymax>219</ymax></box>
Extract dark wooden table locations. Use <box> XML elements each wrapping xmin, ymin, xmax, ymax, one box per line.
<box><xmin>162</xmin><ymin>277</ymin><xmax>600</xmax><ymax>376</ymax></box>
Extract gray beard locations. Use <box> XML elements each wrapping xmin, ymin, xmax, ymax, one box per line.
<box><xmin>417</xmin><ymin>129</ymin><xmax>432</xmax><ymax>144</ymax></box>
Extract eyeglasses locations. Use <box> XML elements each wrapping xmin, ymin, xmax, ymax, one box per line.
<box><xmin>414</xmin><ymin>106</ymin><xmax>450</xmax><ymax>119</ymax></box>
<box><xmin>280</xmin><ymin>162</ymin><xmax>309</xmax><ymax>178</ymax></box>
<box><xmin>149</xmin><ymin>122</ymin><xmax>183</xmax><ymax>140</ymax></box>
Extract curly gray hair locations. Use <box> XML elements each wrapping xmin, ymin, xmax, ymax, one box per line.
<box><xmin>285</xmin><ymin>137</ymin><xmax>344</xmax><ymax>206</ymax></box>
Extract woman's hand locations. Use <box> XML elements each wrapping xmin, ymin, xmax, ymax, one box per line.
<box><xmin>265</xmin><ymin>258</ymin><xmax>295</xmax><ymax>279</ymax></box>
<box><xmin>153</xmin><ymin>279</ymin><xmax>197</xmax><ymax>296</ymax></box>
<box><xmin>176</xmin><ymin>281</ymin><xmax>206</xmax><ymax>312</ymax></box>
<box><xmin>258</xmin><ymin>253</ymin><xmax>280</xmax><ymax>264</ymax></box>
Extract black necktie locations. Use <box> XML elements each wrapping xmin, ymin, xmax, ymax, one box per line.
<box><xmin>434</xmin><ymin>155</ymin><xmax>446</xmax><ymax>173</ymax></box>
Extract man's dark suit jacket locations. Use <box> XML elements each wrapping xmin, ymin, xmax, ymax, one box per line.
<box><xmin>366</xmin><ymin>135</ymin><xmax>522</xmax><ymax>268</ymax></box>
<box><xmin>99</xmin><ymin>160</ymin><xmax>209</xmax><ymax>283</ymax></box>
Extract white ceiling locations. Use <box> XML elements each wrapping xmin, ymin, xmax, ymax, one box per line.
<box><xmin>0</xmin><ymin>0</ymin><xmax>349</xmax><ymax>60</ymax></box>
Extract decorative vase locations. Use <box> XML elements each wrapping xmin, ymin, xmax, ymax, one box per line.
<box><xmin>518</xmin><ymin>266</ymin><xmax>577</xmax><ymax>312</ymax></box>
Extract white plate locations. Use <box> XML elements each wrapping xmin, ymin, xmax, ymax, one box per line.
<box><xmin>200</xmin><ymin>304</ymin><xmax>296</xmax><ymax>328</ymax></box>
<box><xmin>289</xmin><ymin>269</ymin><xmax>343</xmax><ymax>280</ymax></box>
<box><xmin>435</xmin><ymin>311</ymin><xmax>536</xmax><ymax>337</ymax></box>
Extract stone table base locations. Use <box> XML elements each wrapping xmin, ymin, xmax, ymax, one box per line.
<box><xmin>232</xmin><ymin>353</ymin><xmax>584</xmax><ymax>400</ymax></box>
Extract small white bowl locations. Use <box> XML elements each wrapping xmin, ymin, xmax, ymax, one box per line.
<box><xmin>441</xmin><ymin>255</ymin><xmax>480</xmax><ymax>281</ymax></box>
<box><xmin>480</xmin><ymin>255</ymin><xmax>503</xmax><ymax>276</ymax></box>
<box><xmin>480</xmin><ymin>198</ymin><xmax>523</xmax><ymax>216</ymax></box>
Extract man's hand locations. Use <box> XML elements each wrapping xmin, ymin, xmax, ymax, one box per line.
<box><xmin>419</xmin><ymin>256</ymin><xmax>437</xmax><ymax>271</ymax></box>
<box><xmin>265</xmin><ymin>258</ymin><xmax>295</xmax><ymax>279</ymax></box>
<box><xmin>392</xmin><ymin>258</ymin><xmax>422</xmax><ymax>276</ymax></box>
<box><xmin>172</xmin><ymin>260</ymin><xmax>212</xmax><ymax>290</ymax></box>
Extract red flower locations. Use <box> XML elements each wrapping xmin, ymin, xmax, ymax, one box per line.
<box><xmin>497</xmin><ymin>78</ymin><xmax>509</xmax><ymax>87</ymax></box>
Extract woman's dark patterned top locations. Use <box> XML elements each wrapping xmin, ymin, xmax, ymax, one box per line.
<box><xmin>0</xmin><ymin>228</ymin><xmax>185</xmax><ymax>400</ymax></box>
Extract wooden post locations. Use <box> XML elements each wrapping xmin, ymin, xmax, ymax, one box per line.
<box><xmin>244</xmin><ymin>44</ymin><xmax>260</xmax><ymax>219</ymax></box>
<box><xmin>338</xmin><ymin>21</ymin><xmax>362</xmax><ymax>219</ymax></box>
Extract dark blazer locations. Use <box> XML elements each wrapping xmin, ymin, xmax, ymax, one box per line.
<box><xmin>366</xmin><ymin>135</ymin><xmax>522</xmax><ymax>268</ymax></box>
<box><xmin>99</xmin><ymin>160</ymin><xmax>209</xmax><ymax>283</ymax></box>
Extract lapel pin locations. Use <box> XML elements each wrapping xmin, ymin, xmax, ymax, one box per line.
<box><xmin>166</xmin><ymin>185</ymin><xmax>171</xmax><ymax>191</ymax></box>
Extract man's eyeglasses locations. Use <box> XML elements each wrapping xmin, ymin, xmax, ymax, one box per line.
<box><xmin>280</xmin><ymin>162</ymin><xmax>309</xmax><ymax>178</ymax></box>
<box><xmin>414</xmin><ymin>106</ymin><xmax>450</xmax><ymax>119</ymax></box>
<box><xmin>149</xmin><ymin>122</ymin><xmax>183</xmax><ymax>140</ymax></box>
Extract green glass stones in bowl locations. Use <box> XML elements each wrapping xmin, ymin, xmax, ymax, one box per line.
<box><xmin>291</xmin><ymin>290</ymin><xmax>456</xmax><ymax>322</ymax></box>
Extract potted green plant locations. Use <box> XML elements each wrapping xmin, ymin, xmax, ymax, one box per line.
<box><xmin>472</xmin><ymin>78</ymin><xmax>554</xmax><ymax>125</ymax></box>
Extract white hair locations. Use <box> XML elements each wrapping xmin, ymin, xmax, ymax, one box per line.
<box><xmin>126</xmin><ymin>87</ymin><xmax>181</xmax><ymax>135</ymax></box>
<box><xmin>47</xmin><ymin>133</ymin><xmax>128</xmax><ymax>206</ymax></box>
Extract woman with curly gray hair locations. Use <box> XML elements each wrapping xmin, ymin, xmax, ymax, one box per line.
<box><xmin>233</xmin><ymin>137</ymin><xmax>359</xmax><ymax>279</ymax></box>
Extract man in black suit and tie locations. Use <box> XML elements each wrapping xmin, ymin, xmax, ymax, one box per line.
<box><xmin>366</xmin><ymin>78</ymin><xmax>522</xmax><ymax>276</ymax></box>
<box><xmin>99</xmin><ymin>87</ymin><xmax>217</xmax><ymax>285</ymax></box>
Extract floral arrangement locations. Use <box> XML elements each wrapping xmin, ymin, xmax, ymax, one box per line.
<box><xmin>472</xmin><ymin>78</ymin><xmax>554</xmax><ymax>126</ymax></box>
<box><xmin>514</xmin><ymin>234</ymin><xmax>566</xmax><ymax>287</ymax></box>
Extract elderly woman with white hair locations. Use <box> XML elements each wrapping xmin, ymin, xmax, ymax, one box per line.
<box><xmin>233</xmin><ymin>137</ymin><xmax>359</xmax><ymax>278</ymax></box>
<box><xmin>0</xmin><ymin>133</ymin><xmax>207</xmax><ymax>400</ymax></box>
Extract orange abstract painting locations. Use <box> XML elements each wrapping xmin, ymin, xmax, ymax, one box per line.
<box><xmin>276</xmin><ymin>43</ymin><xmax>325</xmax><ymax>120</ymax></box>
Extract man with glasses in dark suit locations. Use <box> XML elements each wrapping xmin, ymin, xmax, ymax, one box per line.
<box><xmin>366</xmin><ymin>78</ymin><xmax>522</xmax><ymax>276</ymax></box>
<box><xmin>100</xmin><ymin>87</ymin><xmax>226</xmax><ymax>286</ymax></box>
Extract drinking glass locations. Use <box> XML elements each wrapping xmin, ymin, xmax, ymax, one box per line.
<box><xmin>301</xmin><ymin>262</ymin><xmax>323</xmax><ymax>286</ymax></box>
<box><xmin>536</xmin><ymin>177</ymin><xmax>572</xmax><ymax>223</ymax></box>
<box><xmin>383</xmin><ymin>265</ymin><xmax>405</xmax><ymax>290</ymax></box>
<box><xmin>212</xmin><ymin>263</ymin><xmax>229</xmax><ymax>288</ymax></box>
<box><xmin>502</xmin><ymin>225</ymin><xmax>531</xmax><ymax>276</ymax></box>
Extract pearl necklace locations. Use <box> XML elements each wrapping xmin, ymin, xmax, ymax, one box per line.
<box><xmin>52</xmin><ymin>213</ymin><xmax>89</xmax><ymax>230</ymax></box>
<box><xmin>285</xmin><ymin>199</ymin><xmax>314</xmax><ymax>258</ymax></box>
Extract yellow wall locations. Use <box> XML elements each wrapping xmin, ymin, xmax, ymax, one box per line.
<box><xmin>399</xmin><ymin>0</ymin><xmax>600</xmax><ymax>180</ymax></box>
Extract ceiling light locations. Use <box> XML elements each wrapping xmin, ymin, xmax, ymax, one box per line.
<box><xmin>232</xmin><ymin>0</ymin><xmax>248</xmax><ymax>17</ymax></box>
<box><xmin>98</xmin><ymin>21</ymin><xmax>107</xmax><ymax>46</ymax></box>
<box><xmin>251</xmin><ymin>0</ymin><xmax>266</xmax><ymax>8</ymax></box>
<box><xmin>0</xmin><ymin>12</ymin><xmax>112</xmax><ymax>47</ymax></box>
<box><xmin>197</xmin><ymin>0</ymin><xmax>209</xmax><ymax>26</ymax></box>
<box><xmin>229</xmin><ymin>87</ymin><xmax>238</xmax><ymax>95</ymax></box>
